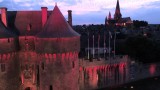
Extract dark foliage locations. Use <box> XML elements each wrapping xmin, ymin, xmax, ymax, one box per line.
<box><xmin>133</xmin><ymin>20</ymin><xmax>148</xmax><ymax>28</ymax></box>
<box><xmin>116</xmin><ymin>36</ymin><xmax>160</xmax><ymax>63</ymax></box>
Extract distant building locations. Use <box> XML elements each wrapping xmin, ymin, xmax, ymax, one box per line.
<box><xmin>106</xmin><ymin>0</ymin><xmax>133</xmax><ymax>27</ymax></box>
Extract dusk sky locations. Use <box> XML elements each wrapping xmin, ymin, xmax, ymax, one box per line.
<box><xmin>0</xmin><ymin>0</ymin><xmax>160</xmax><ymax>25</ymax></box>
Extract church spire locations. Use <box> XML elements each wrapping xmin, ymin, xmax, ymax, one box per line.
<box><xmin>108</xmin><ymin>11</ymin><xmax>112</xmax><ymax>20</ymax></box>
<box><xmin>55</xmin><ymin>2</ymin><xmax>57</xmax><ymax>6</ymax></box>
<box><xmin>116</xmin><ymin>0</ymin><xmax>120</xmax><ymax>11</ymax></box>
<box><xmin>105</xmin><ymin>16</ymin><xmax>108</xmax><ymax>26</ymax></box>
<box><xmin>114</xmin><ymin>0</ymin><xmax>122</xmax><ymax>20</ymax></box>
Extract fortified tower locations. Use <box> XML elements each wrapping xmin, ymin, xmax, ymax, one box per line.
<box><xmin>35</xmin><ymin>4</ymin><xmax>80</xmax><ymax>90</ymax></box>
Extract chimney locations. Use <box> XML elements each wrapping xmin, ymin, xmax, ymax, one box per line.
<box><xmin>68</xmin><ymin>10</ymin><xmax>72</xmax><ymax>27</ymax></box>
<box><xmin>0</xmin><ymin>7</ymin><xmax>7</xmax><ymax>27</ymax></box>
<box><xmin>41</xmin><ymin>7</ymin><xmax>48</xmax><ymax>27</ymax></box>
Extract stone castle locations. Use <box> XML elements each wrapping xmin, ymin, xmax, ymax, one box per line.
<box><xmin>0</xmin><ymin>1</ymin><xmax>159</xmax><ymax>90</ymax></box>
<box><xmin>0</xmin><ymin>4</ymin><xmax>80</xmax><ymax>90</ymax></box>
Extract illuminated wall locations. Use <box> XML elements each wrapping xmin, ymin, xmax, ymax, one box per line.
<box><xmin>79</xmin><ymin>56</ymin><xmax>130</xmax><ymax>90</ymax></box>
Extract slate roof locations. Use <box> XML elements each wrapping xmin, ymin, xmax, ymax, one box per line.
<box><xmin>6</xmin><ymin>11</ymin><xmax>52</xmax><ymax>36</ymax></box>
<box><xmin>0</xmin><ymin>20</ymin><xmax>16</xmax><ymax>38</ymax></box>
<box><xmin>117</xmin><ymin>17</ymin><xmax>132</xmax><ymax>23</ymax></box>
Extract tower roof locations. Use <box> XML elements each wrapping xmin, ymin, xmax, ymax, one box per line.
<box><xmin>35</xmin><ymin>4</ymin><xmax>80</xmax><ymax>53</ymax></box>
<box><xmin>115</xmin><ymin>0</ymin><xmax>120</xmax><ymax>14</ymax></box>
<box><xmin>0</xmin><ymin>21</ymin><xmax>15</xmax><ymax>38</ymax></box>
<box><xmin>36</xmin><ymin>4</ymin><xmax>80</xmax><ymax>38</ymax></box>
<box><xmin>105</xmin><ymin>16</ymin><xmax>108</xmax><ymax>25</ymax></box>
<box><xmin>114</xmin><ymin>0</ymin><xmax>122</xmax><ymax>20</ymax></box>
<box><xmin>108</xmin><ymin>12</ymin><xmax>112</xmax><ymax>20</ymax></box>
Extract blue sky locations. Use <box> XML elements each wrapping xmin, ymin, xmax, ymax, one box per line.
<box><xmin>0</xmin><ymin>0</ymin><xmax>160</xmax><ymax>25</ymax></box>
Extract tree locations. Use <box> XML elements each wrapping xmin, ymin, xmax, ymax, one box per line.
<box><xmin>116</xmin><ymin>35</ymin><xmax>160</xmax><ymax>63</ymax></box>
<box><xmin>124</xmin><ymin>36</ymin><xmax>160</xmax><ymax>63</ymax></box>
<box><xmin>133</xmin><ymin>20</ymin><xmax>148</xmax><ymax>28</ymax></box>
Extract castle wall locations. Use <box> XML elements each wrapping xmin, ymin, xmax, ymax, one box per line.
<box><xmin>0</xmin><ymin>38</ymin><xmax>17</xmax><ymax>53</ymax></box>
<box><xmin>79</xmin><ymin>56</ymin><xmax>160</xmax><ymax>90</ymax></box>
<box><xmin>0</xmin><ymin>52</ymin><xmax>21</xmax><ymax>90</ymax></box>
<box><xmin>38</xmin><ymin>52</ymin><xmax>79</xmax><ymax>90</ymax></box>
<box><xmin>18</xmin><ymin>36</ymin><xmax>35</xmax><ymax>51</ymax></box>
<box><xmin>79</xmin><ymin>55</ymin><xmax>130</xmax><ymax>90</ymax></box>
<box><xmin>18</xmin><ymin>51</ymin><xmax>37</xmax><ymax>90</ymax></box>
<box><xmin>18</xmin><ymin>36</ymin><xmax>38</xmax><ymax>90</ymax></box>
<box><xmin>0</xmin><ymin>35</ymin><xmax>80</xmax><ymax>90</ymax></box>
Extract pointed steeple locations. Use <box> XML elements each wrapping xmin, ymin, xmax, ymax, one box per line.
<box><xmin>55</xmin><ymin>2</ymin><xmax>57</xmax><ymax>6</ymax></box>
<box><xmin>108</xmin><ymin>11</ymin><xmax>112</xmax><ymax>20</ymax></box>
<box><xmin>116</xmin><ymin>0</ymin><xmax>120</xmax><ymax>11</ymax></box>
<box><xmin>105</xmin><ymin>16</ymin><xmax>108</xmax><ymax>25</ymax></box>
<box><xmin>114</xmin><ymin>0</ymin><xmax>122</xmax><ymax>20</ymax></box>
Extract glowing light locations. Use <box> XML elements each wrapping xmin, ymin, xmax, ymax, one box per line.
<box><xmin>124</xmin><ymin>23</ymin><xmax>126</xmax><ymax>26</ymax></box>
<box><xmin>96</xmin><ymin>74</ymin><xmax>98</xmax><ymax>81</ymax></box>
<box><xmin>149</xmin><ymin>64</ymin><xmax>156</xmax><ymax>75</ymax></box>
<box><xmin>130</xmin><ymin>86</ymin><xmax>134</xmax><ymax>89</ymax></box>
<box><xmin>119</xmin><ymin>63</ymin><xmax>125</xmax><ymax>74</ymax></box>
<box><xmin>61</xmin><ymin>53</ymin><xmax>65</xmax><ymax>61</ymax></box>
<box><xmin>53</xmin><ymin>54</ymin><xmax>56</xmax><ymax>60</ymax></box>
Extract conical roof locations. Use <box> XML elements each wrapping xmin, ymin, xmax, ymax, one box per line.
<box><xmin>36</xmin><ymin>5</ymin><xmax>80</xmax><ymax>38</ymax></box>
<box><xmin>35</xmin><ymin>5</ymin><xmax>80</xmax><ymax>53</ymax></box>
<box><xmin>0</xmin><ymin>21</ymin><xmax>15</xmax><ymax>38</ymax></box>
<box><xmin>115</xmin><ymin>0</ymin><xmax>121</xmax><ymax>14</ymax></box>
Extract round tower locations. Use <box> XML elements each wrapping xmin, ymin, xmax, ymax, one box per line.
<box><xmin>0</xmin><ymin>21</ymin><xmax>20</xmax><ymax>90</ymax></box>
<box><xmin>35</xmin><ymin>4</ymin><xmax>80</xmax><ymax>90</ymax></box>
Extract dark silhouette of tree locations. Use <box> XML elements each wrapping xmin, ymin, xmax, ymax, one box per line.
<box><xmin>133</xmin><ymin>20</ymin><xmax>148</xmax><ymax>28</ymax></box>
<box><xmin>124</xmin><ymin>36</ymin><xmax>160</xmax><ymax>63</ymax></box>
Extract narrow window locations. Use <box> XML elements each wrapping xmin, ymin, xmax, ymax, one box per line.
<box><xmin>8</xmin><ymin>38</ymin><xmax>10</xmax><ymax>43</ymax></box>
<box><xmin>72</xmin><ymin>61</ymin><xmax>75</xmax><ymax>68</ymax></box>
<box><xmin>1</xmin><ymin>64</ymin><xmax>5</xmax><ymax>72</ymax></box>
<box><xmin>50</xmin><ymin>85</ymin><xmax>53</xmax><ymax>90</ymax></box>
<box><xmin>41</xmin><ymin>62</ymin><xmax>45</xmax><ymax>70</ymax></box>
<box><xmin>27</xmin><ymin>24</ymin><xmax>32</xmax><ymax>31</ymax></box>
<box><xmin>37</xmin><ymin>65</ymin><xmax>40</xmax><ymax>86</ymax></box>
